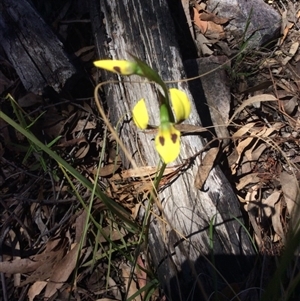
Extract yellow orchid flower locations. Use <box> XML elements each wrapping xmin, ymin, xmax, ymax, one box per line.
<box><xmin>155</xmin><ymin>123</ymin><xmax>181</xmax><ymax>164</ymax></box>
<box><xmin>94</xmin><ymin>60</ymin><xmax>138</xmax><ymax>75</ymax></box>
<box><xmin>132</xmin><ymin>99</ymin><xmax>149</xmax><ymax>130</ymax></box>
<box><xmin>131</xmin><ymin>90</ymin><xmax>191</xmax><ymax>163</ymax></box>
<box><xmin>94</xmin><ymin>57</ymin><xmax>192</xmax><ymax>164</ymax></box>
<box><xmin>169</xmin><ymin>88</ymin><xmax>191</xmax><ymax>122</ymax></box>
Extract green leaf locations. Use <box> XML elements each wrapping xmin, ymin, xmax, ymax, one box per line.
<box><xmin>0</xmin><ymin>110</ymin><xmax>138</xmax><ymax>232</ymax></box>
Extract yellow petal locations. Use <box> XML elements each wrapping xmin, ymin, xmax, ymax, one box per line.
<box><xmin>132</xmin><ymin>99</ymin><xmax>149</xmax><ymax>129</ymax></box>
<box><xmin>93</xmin><ymin>60</ymin><xmax>137</xmax><ymax>75</ymax></box>
<box><xmin>155</xmin><ymin>124</ymin><xmax>181</xmax><ymax>164</ymax></box>
<box><xmin>169</xmin><ymin>88</ymin><xmax>191</xmax><ymax>122</ymax></box>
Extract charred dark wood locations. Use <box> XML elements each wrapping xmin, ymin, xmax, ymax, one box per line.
<box><xmin>90</xmin><ymin>0</ymin><xmax>255</xmax><ymax>299</ymax></box>
<box><xmin>0</xmin><ymin>0</ymin><xmax>76</xmax><ymax>94</ymax></box>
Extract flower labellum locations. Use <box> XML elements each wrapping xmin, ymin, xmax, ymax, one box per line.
<box><xmin>132</xmin><ymin>99</ymin><xmax>149</xmax><ymax>130</ymax></box>
<box><xmin>94</xmin><ymin>60</ymin><xmax>138</xmax><ymax>75</ymax></box>
<box><xmin>155</xmin><ymin>123</ymin><xmax>181</xmax><ymax>164</ymax></box>
<box><xmin>169</xmin><ymin>88</ymin><xmax>191</xmax><ymax>122</ymax></box>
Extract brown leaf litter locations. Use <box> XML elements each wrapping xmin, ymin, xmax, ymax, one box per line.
<box><xmin>1</xmin><ymin>0</ymin><xmax>300</xmax><ymax>300</ymax></box>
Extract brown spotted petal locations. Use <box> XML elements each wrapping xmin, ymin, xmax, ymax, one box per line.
<box><xmin>154</xmin><ymin>123</ymin><xmax>181</xmax><ymax>164</ymax></box>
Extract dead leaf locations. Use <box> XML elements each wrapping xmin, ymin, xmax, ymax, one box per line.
<box><xmin>20</xmin><ymin>239</ymin><xmax>68</xmax><ymax>286</ymax></box>
<box><xmin>195</xmin><ymin>32</ymin><xmax>214</xmax><ymax>56</ymax></box>
<box><xmin>97</xmin><ymin>226</ymin><xmax>127</xmax><ymax>243</ymax></box>
<box><xmin>280</xmin><ymin>9</ymin><xmax>294</xmax><ymax>45</ymax></box>
<box><xmin>136</xmin><ymin>256</ymin><xmax>147</xmax><ymax>297</ymax></box>
<box><xmin>244</xmin><ymin>125</ymin><xmax>281</xmax><ymax>161</ymax></box>
<box><xmin>75</xmin><ymin>210</ymin><xmax>87</xmax><ymax>243</ymax></box>
<box><xmin>57</xmin><ymin>137</ymin><xmax>86</xmax><ymax>148</ymax></box>
<box><xmin>278</xmin><ymin>78</ymin><xmax>298</xmax><ymax>93</ymax></box>
<box><xmin>18</xmin><ymin>92</ymin><xmax>43</xmax><ymax>107</ymax></box>
<box><xmin>75</xmin><ymin>140</ymin><xmax>90</xmax><ymax>159</ymax></box>
<box><xmin>246</xmin><ymin>143</ymin><xmax>266</xmax><ymax>162</ymax></box>
<box><xmin>193</xmin><ymin>7</ymin><xmax>208</xmax><ymax>34</ymax></box>
<box><xmin>246</xmin><ymin>199</ymin><xmax>262</xmax><ymax>247</ymax></box>
<box><xmin>92</xmin><ymin>277</ymin><xmax>122</xmax><ymax>300</ymax></box>
<box><xmin>28</xmin><ymin>281</ymin><xmax>47</xmax><ymax>301</ymax></box>
<box><xmin>205</xmin><ymin>20</ymin><xmax>225</xmax><ymax>40</ymax></box>
<box><xmin>44</xmin><ymin>243</ymin><xmax>80</xmax><ymax>298</ymax></box>
<box><xmin>228</xmin><ymin>94</ymin><xmax>277</xmax><ymax>124</ymax></box>
<box><xmin>240</xmin><ymin>80</ymin><xmax>273</xmax><ymax>94</ymax></box>
<box><xmin>233</xmin><ymin>122</ymin><xmax>257</xmax><ymax>138</ymax></box>
<box><xmin>0</xmin><ymin>239</ymin><xmax>63</xmax><ymax>275</ymax></box>
<box><xmin>245</xmin><ymin>184</ymin><xmax>259</xmax><ymax>203</ymax></box>
<box><xmin>282</xmin><ymin>41</ymin><xmax>299</xmax><ymax>65</ymax></box>
<box><xmin>272</xmin><ymin>200</ymin><xmax>285</xmax><ymax>241</ymax></box>
<box><xmin>260</xmin><ymin>58</ymin><xmax>279</xmax><ymax>69</ymax></box>
<box><xmin>276</xmin><ymin>90</ymin><xmax>293</xmax><ymax>100</ymax></box>
<box><xmin>121</xmin><ymin>263</ymin><xmax>142</xmax><ymax>301</ymax></box>
<box><xmin>71</xmin><ymin>119</ymin><xmax>97</xmax><ymax>134</ymax></box>
<box><xmin>280</xmin><ymin>171</ymin><xmax>299</xmax><ymax>216</ymax></box>
<box><xmin>91</xmin><ymin>162</ymin><xmax>121</xmax><ymax>177</ymax></box>
<box><xmin>235</xmin><ymin>136</ymin><xmax>255</xmax><ymax>157</ymax></box>
<box><xmin>262</xmin><ymin>190</ymin><xmax>281</xmax><ymax>218</ymax></box>
<box><xmin>236</xmin><ymin>173</ymin><xmax>260</xmax><ymax>191</ymax></box>
<box><xmin>199</xmin><ymin>10</ymin><xmax>230</xmax><ymax>25</ymax></box>
<box><xmin>42</xmin><ymin>119</ymin><xmax>66</xmax><ymax>139</ymax></box>
<box><xmin>280</xmin><ymin>21</ymin><xmax>294</xmax><ymax>45</ymax></box>
<box><xmin>281</xmin><ymin>96</ymin><xmax>298</xmax><ymax>115</ymax></box>
<box><xmin>194</xmin><ymin>147</ymin><xmax>219</xmax><ymax>189</ymax></box>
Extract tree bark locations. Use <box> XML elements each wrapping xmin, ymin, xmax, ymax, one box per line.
<box><xmin>0</xmin><ymin>0</ymin><xmax>76</xmax><ymax>94</ymax></box>
<box><xmin>90</xmin><ymin>0</ymin><xmax>255</xmax><ymax>299</ymax></box>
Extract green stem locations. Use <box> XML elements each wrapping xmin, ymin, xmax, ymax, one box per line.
<box><xmin>137</xmin><ymin>162</ymin><xmax>166</xmax><ymax>278</ymax></box>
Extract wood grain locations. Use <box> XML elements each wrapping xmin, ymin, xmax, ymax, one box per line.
<box><xmin>90</xmin><ymin>0</ymin><xmax>255</xmax><ymax>298</ymax></box>
<box><xmin>0</xmin><ymin>0</ymin><xmax>76</xmax><ymax>94</ymax></box>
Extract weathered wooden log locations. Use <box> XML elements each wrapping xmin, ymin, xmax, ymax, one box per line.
<box><xmin>0</xmin><ymin>0</ymin><xmax>76</xmax><ymax>94</ymax></box>
<box><xmin>90</xmin><ymin>0</ymin><xmax>255</xmax><ymax>299</ymax></box>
